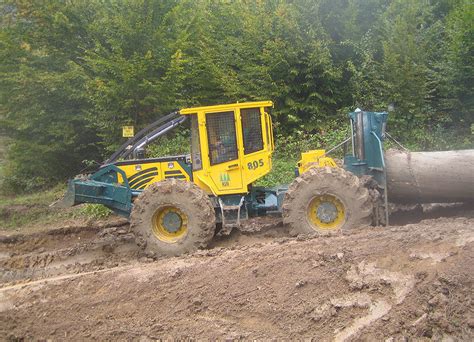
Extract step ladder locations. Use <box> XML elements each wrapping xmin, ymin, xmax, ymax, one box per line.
<box><xmin>217</xmin><ymin>196</ymin><xmax>246</xmax><ymax>236</ymax></box>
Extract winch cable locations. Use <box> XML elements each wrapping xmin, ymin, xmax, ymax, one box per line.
<box><xmin>384</xmin><ymin>131</ymin><xmax>409</xmax><ymax>152</ymax></box>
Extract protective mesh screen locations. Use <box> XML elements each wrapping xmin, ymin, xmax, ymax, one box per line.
<box><xmin>206</xmin><ymin>111</ymin><xmax>238</xmax><ymax>165</ymax></box>
<box><xmin>241</xmin><ymin>108</ymin><xmax>263</xmax><ymax>154</ymax></box>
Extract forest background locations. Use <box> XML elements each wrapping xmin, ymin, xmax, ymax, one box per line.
<box><xmin>0</xmin><ymin>0</ymin><xmax>472</xmax><ymax>193</ymax></box>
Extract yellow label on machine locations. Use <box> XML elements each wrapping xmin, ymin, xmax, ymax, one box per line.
<box><xmin>297</xmin><ymin>149</ymin><xmax>338</xmax><ymax>175</ymax></box>
<box><xmin>122</xmin><ymin>126</ymin><xmax>134</xmax><ymax>137</ymax></box>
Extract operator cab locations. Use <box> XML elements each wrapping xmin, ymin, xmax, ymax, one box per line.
<box><xmin>180</xmin><ymin>101</ymin><xmax>274</xmax><ymax>195</ymax></box>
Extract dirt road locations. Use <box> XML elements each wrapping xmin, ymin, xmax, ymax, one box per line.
<box><xmin>1</xmin><ymin>205</ymin><xmax>473</xmax><ymax>341</ymax></box>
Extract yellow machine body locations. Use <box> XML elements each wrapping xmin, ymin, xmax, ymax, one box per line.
<box><xmin>297</xmin><ymin>150</ymin><xmax>338</xmax><ymax>175</ymax></box>
<box><xmin>115</xmin><ymin>158</ymin><xmax>192</xmax><ymax>190</ymax></box>
<box><xmin>115</xmin><ymin>101</ymin><xmax>275</xmax><ymax>196</ymax></box>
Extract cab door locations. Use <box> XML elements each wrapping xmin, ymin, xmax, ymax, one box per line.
<box><xmin>204</xmin><ymin>110</ymin><xmax>244</xmax><ymax>192</ymax></box>
<box><xmin>240</xmin><ymin>107</ymin><xmax>273</xmax><ymax>185</ymax></box>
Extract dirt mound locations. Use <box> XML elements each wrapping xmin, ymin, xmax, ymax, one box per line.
<box><xmin>0</xmin><ymin>209</ymin><xmax>473</xmax><ymax>340</ymax></box>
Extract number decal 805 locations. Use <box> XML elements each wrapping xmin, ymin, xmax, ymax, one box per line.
<box><xmin>247</xmin><ymin>159</ymin><xmax>264</xmax><ymax>170</ymax></box>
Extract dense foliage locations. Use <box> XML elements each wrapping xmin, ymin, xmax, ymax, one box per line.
<box><xmin>0</xmin><ymin>0</ymin><xmax>472</xmax><ymax>192</ymax></box>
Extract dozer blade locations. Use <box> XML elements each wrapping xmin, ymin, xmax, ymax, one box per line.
<box><xmin>50</xmin><ymin>180</ymin><xmax>77</xmax><ymax>208</ymax></box>
<box><xmin>51</xmin><ymin>165</ymin><xmax>134</xmax><ymax>217</ymax></box>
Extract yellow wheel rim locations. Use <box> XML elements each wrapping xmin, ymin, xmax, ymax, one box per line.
<box><xmin>307</xmin><ymin>194</ymin><xmax>345</xmax><ymax>231</ymax></box>
<box><xmin>152</xmin><ymin>206</ymin><xmax>188</xmax><ymax>243</ymax></box>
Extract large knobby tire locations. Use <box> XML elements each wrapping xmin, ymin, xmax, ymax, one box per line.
<box><xmin>282</xmin><ymin>167</ymin><xmax>373</xmax><ymax>235</ymax></box>
<box><xmin>130</xmin><ymin>179</ymin><xmax>216</xmax><ymax>256</ymax></box>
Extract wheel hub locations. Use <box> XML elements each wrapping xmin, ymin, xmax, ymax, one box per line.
<box><xmin>152</xmin><ymin>206</ymin><xmax>188</xmax><ymax>243</ymax></box>
<box><xmin>162</xmin><ymin>212</ymin><xmax>182</xmax><ymax>232</ymax></box>
<box><xmin>316</xmin><ymin>202</ymin><xmax>338</xmax><ymax>223</ymax></box>
<box><xmin>307</xmin><ymin>194</ymin><xmax>346</xmax><ymax>231</ymax></box>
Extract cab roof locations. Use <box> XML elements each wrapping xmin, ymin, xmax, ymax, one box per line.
<box><xmin>180</xmin><ymin>101</ymin><xmax>273</xmax><ymax>115</ymax></box>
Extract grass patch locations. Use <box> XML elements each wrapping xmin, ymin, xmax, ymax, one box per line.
<box><xmin>256</xmin><ymin>129</ymin><xmax>349</xmax><ymax>188</ymax></box>
<box><xmin>76</xmin><ymin>204</ymin><xmax>112</xmax><ymax>220</ymax></box>
<box><xmin>0</xmin><ymin>185</ymin><xmax>112</xmax><ymax>231</ymax></box>
<box><xmin>255</xmin><ymin>156</ymin><xmax>297</xmax><ymax>188</ymax></box>
<box><xmin>0</xmin><ymin>185</ymin><xmax>68</xmax><ymax>231</ymax></box>
<box><xmin>0</xmin><ymin>206</ymin><xmax>71</xmax><ymax>231</ymax></box>
<box><xmin>0</xmin><ymin>184</ymin><xmax>64</xmax><ymax>207</ymax></box>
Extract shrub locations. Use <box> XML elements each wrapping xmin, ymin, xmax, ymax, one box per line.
<box><xmin>77</xmin><ymin>204</ymin><xmax>112</xmax><ymax>220</ymax></box>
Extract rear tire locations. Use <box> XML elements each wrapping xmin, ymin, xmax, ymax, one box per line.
<box><xmin>282</xmin><ymin>167</ymin><xmax>373</xmax><ymax>235</ymax></box>
<box><xmin>130</xmin><ymin>179</ymin><xmax>216</xmax><ymax>256</ymax></box>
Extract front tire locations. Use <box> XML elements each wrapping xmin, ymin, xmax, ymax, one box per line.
<box><xmin>282</xmin><ymin>167</ymin><xmax>373</xmax><ymax>235</ymax></box>
<box><xmin>130</xmin><ymin>179</ymin><xmax>216</xmax><ymax>256</ymax></box>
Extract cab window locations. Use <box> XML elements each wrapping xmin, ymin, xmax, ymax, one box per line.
<box><xmin>206</xmin><ymin>111</ymin><xmax>238</xmax><ymax>165</ymax></box>
<box><xmin>190</xmin><ymin>115</ymin><xmax>202</xmax><ymax>171</ymax></box>
<box><xmin>241</xmin><ymin>108</ymin><xmax>263</xmax><ymax>154</ymax></box>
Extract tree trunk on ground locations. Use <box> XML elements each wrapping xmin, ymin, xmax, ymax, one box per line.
<box><xmin>385</xmin><ymin>149</ymin><xmax>474</xmax><ymax>204</ymax></box>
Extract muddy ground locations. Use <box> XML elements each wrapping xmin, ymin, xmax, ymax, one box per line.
<box><xmin>0</xmin><ymin>204</ymin><xmax>473</xmax><ymax>341</ymax></box>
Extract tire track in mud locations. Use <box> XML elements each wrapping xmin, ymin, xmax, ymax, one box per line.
<box><xmin>334</xmin><ymin>262</ymin><xmax>416</xmax><ymax>341</ymax></box>
<box><xmin>0</xmin><ymin>221</ymin><xmax>140</xmax><ymax>287</ymax></box>
<box><xmin>0</xmin><ymin>217</ymin><xmax>288</xmax><ymax>288</ymax></box>
<box><xmin>0</xmin><ymin>205</ymin><xmax>471</xmax><ymax>288</ymax></box>
<box><xmin>0</xmin><ymin>211</ymin><xmax>473</xmax><ymax>341</ymax></box>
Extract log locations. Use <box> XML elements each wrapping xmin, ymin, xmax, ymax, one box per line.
<box><xmin>385</xmin><ymin>149</ymin><xmax>474</xmax><ymax>204</ymax></box>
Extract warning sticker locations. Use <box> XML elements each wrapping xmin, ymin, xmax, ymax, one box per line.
<box><xmin>122</xmin><ymin>126</ymin><xmax>134</xmax><ymax>138</ymax></box>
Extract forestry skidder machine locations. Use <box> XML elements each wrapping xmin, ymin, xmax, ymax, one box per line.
<box><xmin>59</xmin><ymin>101</ymin><xmax>474</xmax><ymax>256</ymax></box>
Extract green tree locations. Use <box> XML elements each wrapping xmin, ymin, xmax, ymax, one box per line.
<box><xmin>0</xmin><ymin>1</ymin><xmax>101</xmax><ymax>191</ymax></box>
<box><xmin>0</xmin><ymin>0</ymin><xmax>472</xmax><ymax>192</ymax></box>
<box><xmin>438</xmin><ymin>0</ymin><xmax>473</xmax><ymax>127</ymax></box>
